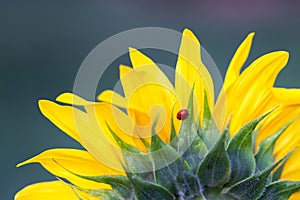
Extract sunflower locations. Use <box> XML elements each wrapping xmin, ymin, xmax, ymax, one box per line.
<box><xmin>15</xmin><ymin>29</ymin><xmax>300</xmax><ymax>200</ymax></box>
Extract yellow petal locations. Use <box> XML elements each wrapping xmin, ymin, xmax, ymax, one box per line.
<box><xmin>116</xmin><ymin>64</ymin><xmax>181</xmax><ymax>142</ymax></box>
<box><xmin>122</xmin><ymin>80</ymin><xmax>180</xmax><ymax>143</ymax></box>
<box><xmin>124</xmin><ymin>48</ymin><xmax>175</xmax><ymax>96</ymax></box>
<box><xmin>57</xmin><ymin>93</ymin><xmax>144</xmax><ymax>168</ymax></box>
<box><xmin>229</xmin><ymin>90</ymin><xmax>278</xmax><ymax>135</ymax></box>
<box><xmin>14</xmin><ymin>181</ymin><xmax>98</xmax><ymax>200</ymax></box>
<box><xmin>57</xmin><ymin>92</ymin><xmax>146</xmax><ymax>150</ymax></box>
<box><xmin>128</xmin><ymin>47</ymin><xmax>153</xmax><ymax>68</ymax></box>
<box><xmin>175</xmin><ymin>29</ymin><xmax>214</xmax><ymax>124</ymax></box>
<box><xmin>38</xmin><ymin>100</ymin><xmax>85</xmax><ymax>143</ymax></box>
<box><xmin>97</xmin><ymin>90</ymin><xmax>128</xmax><ymax>108</ymax></box>
<box><xmin>281</xmin><ymin>147</ymin><xmax>300</xmax><ymax>180</ymax></box>
<box><xmin>56</xmin><ymin>92</ymin><xmax>92</xmax><ymax>106</ymax></box>
<box><xmin>119</xmin><ymin>64</ymin><xmax>132</xmax><ymax>77</ymax></box>
<box><xmin>17</xmin><ymin>148</ymin><xmax>125</xmax><ymax>189</ymax></box>
<box><xmin>128</xmin><ymin>47</ymin><xmax>174</xmax><ymax>90</ymax></box>
<box><xmin>85</xmin><ymin>102</ymin><xmax>148</xmax><ymax>151</ymax></box>
<box><xmin>223</xmin><ymin>32</ymin><xmax>255</xmax><ymax>90</ymax></box>
<box><xmin>73</xmin><ymin>115</ymin><xmax>125</xmax><ymax>171</ymax></box>
<box><xmin>289</xmin><ymin>192</ymin><xmax>300</xmax><ymax>200</ymax></box>
<box><xmin>215</xmin><ymin>51</ymin><xmax>289</xmax><ymax>133</ymax></box>
<box><xmin>129</xmin><ymin>47</ymin><xmax>173</xmax><ymax>88</ymax></box>
<box><xmin>272</xmin><ymin>88</ymin><xmax>300</xmax><ymax>105</ymax></box>
<box><xmin>257</xmin><ymin>105</ymin><xmax>300</xmax><ymax>159</ymax></box>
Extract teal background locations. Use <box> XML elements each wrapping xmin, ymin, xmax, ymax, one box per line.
<box><xmin>1</xmin><ymin>1</ymin><xmax>300</xmax><ymax>199</ymax></box>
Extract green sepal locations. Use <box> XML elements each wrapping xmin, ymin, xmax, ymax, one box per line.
<box><xmin>252</xmin><ymin>125</ymin><xmax>261</xmax><ymax>152</ymax></box>
<box><xmin>183</xmin><ymin>134</ymin><xmax>208</xmax><ymax>171</ymax></box>
<box><xmin>272</xmin><ymin>150</ymin><xmax>294</xmax><ymax>182</ymax></box>
<box><xmin>224</xmin><ymin>154</ymin><xmax>287</xmax><ymax>200</ymax></box>
<box><xmin>150</xmin><ymin>112</ymin><xmax>165</xmax><ymax>152</ymax></box>
<box><xmin>255</xmin><ymin>120</ymin><xmax>293</xmax><ymax>171</ymax></box>
<box><xmin>175</xmin><ymin>171</ymin><xmax>205</xmax><ymax>199</ymax></box>
<box><xmin>197</xmin><ymin>132</ymin><xmax>231</xmax><ymax>187</ymax></box>
<box><xmin>202</xmin><ymin>90</ymin><xmax>212</xmax><ymax>130</ymax></box>
<box><xmin>171</xmin><ymin>88</ymin><xmax>206</xmax><ymax>172</ymax></box>
<box><xmin>153</xmin><ymin>159</ymin><xmax>183</xmax><ymax>193</ymax></box>
<box><xmin>203</xmin><ymin>188</ymin><xmax>233</xmax><ymax>200</ymax></box>
<box><xmin>271</xmin><ymin>162</ymin><xmax>285</xmax><ymax>182</ymax></box>
<box><xmin>226</xmin><ymin>112</ymin><xmax>270</xmax><ymax>185</ymax></box>
<box><xmin>258</xmin><ymin>180</ymin><xmax>300</xmax><ymax>200</ymax></box>
<box><xmin>199</xmin><ymin>91</ymin><xmax>221</xmax><ymax>150</ymax></box>
<box><xmin>106</xmin><ymin>124</ymin><xmax>153</xmax><ymax>173</ymax></box>
<box><xmin>126</xmin><ymin>172</ymin><xmax>175</xmax><ymax>200</ymax></box>
<box><xmin>147</xmin><ymin>111</ymin><xmax>189</xmax><ymax>192</ymax></box>
<box><xmin>150</xmin><ymin>140</ymin><xmax>183</xmax><ymax>190</ymax></box>
<box><xmin>106</xmin><ymin>123</ymin><xmax>141</xmax><ymax>154</ymax></box>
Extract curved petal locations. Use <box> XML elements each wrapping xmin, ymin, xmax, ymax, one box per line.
<box><xmin>97</xmin><ymin>90</ymin><xmax>128</xmax><ymax>108</ymax></box>
<box><xmin>289</xmin><ymin>192</ymin><xmax>300</xmax><ymax>200</ymax></box>
<box><xmin>57</xmin><ymin>93</ymin><xmax>147</xmax><ymax>150</ymax></box>
<box><xmin>17</xmin><ymin>148</ymin><xmax>125</xmax><ymax>189</ymax></box>
<box><xmin>214</xmin><ymin>33</ymin><xmax>254</xmax><ymax>129</ymax></box>
<box><xmin>128</xmin><ymin>48</ymin><xmax>174</xmax><ymax>89</ymax></box>
<box><xmin>272</xmin><ymin>88</ymin><xmax>300</xmax><ymax>105</ymax></box>
<box><xmin>175</xmin><ymin>29</ymin><xmax>214</xmax><ymax>125</ymax></box>
<box><xmin>281</xmin><ymin>148</ymin><xmax>300</xmax><ymax>180</ymax></box>
<box><xmin>215</xmin><ymin>51</ymin><xmax>289</xmax><ymax>133</ymax></box>
<box><xmin>223</xmin><ymin>32</ymin><xmax>255</xmax><ymax>90</ymax></box>
<box><xmin>125</xmin><ymin>83</ymin><xmax>181</xmax><ymax>143</ymax></box>
<box><xmin>39</xmin><ymin>99</ymin><xmax>124</xmax><ymax>168</ymax></box>
<box><xmin>56</xmin><ymin>93</ymin><xmax>92</xmax><ymax>106</ymax></box>
<box><xmin>256</xmin><ymin>104</ymin><xmax>300</xmax><ymax>159</ymax></box>
<box><xmin>86</xmin><ymin>102</ymin><xmax>148</xmax><ymax>151</ymax></box>
<box><xmin>115</xmin><ymin>67</ymin><xmax>181</xmax><ymax>142</ymax></box>
<box><xmin>38</xmin><ymin>100</ymin><xmax>84</xmax><ymax>143</ymax></box>
<box><xmin>119</xmin><ymin>64</ymin><xmax>132</xmax><ymax>77</ymax></box>
<box><xmin>15</xmin><ymin>181</ymin><xmax>99</xmax><ymax>200</ymax></box>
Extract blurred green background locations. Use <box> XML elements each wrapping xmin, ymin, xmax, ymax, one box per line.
<box><xmin>1</xmin><ymin>0</ymin><xmax>300</xmax><ymax>199</ymax></box>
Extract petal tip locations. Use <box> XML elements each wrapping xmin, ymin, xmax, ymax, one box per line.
<box><xmin>128</xmin><ymin>47</ymin><xmax>137</xmax><ymax>52</ymax></box>
<box><xmin>182</xmin><ymin>28</ymin><xmax>199</xmax><ymax>43</ymax></box>
<box><xmin>275</xmin><ymin>51</ymin><xmax>290</xmax><ymax>61</ymax></box>
<box><xmin>248</xmin><ymin>32</ymin><xmax>255</xmax><ymax>38</ymax></box>
<box><xmin>16</xmin><ymin>157</ymin><xmax>34</xmax><ymax>168</ymax></box>
<box><xmin>38</xmin><ymin>99</ymin><xmax>49</xmax><ymax>107</ymax></box>
<box><xmin>38</xmin><ymin>99</ymin><xmax>55</xmax><ymax>113</ymax></box>
<box><xmin>56</xmin><ymin>93</ymin><xmax>73</xmax><ymax>103</ymax></box>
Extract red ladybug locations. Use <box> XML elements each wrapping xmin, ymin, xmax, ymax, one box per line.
<box><xmin>177</xmin><ymin>109</ymin><xmax>189</xmax><ymax>120</ymax></box>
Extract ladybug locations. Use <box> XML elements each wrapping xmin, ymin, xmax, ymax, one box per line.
<box><xmin>176</xmin><ymin>109</ymin><xmax>189</xmax><ymax>120</ymax></box>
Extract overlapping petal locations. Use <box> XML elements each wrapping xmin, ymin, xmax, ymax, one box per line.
<box><xmin>39</xmin><ymin>98</ymin><xmax>125</xmax><ymax>170</ymax></box>
<box><xmin>99</xmin><ymin>53</ymin><xmax>182</xmax><ymax>142</ymax></box>
<box><xmin>215</xmin><ymin>49</ymin><xmax>289</xmax><ymax>133</ymax></box>
<box><xmin>223</xmin><ymin>33</ymin><xmax>255</xmax><ymax>90</ymax></box>
<box><xmin>15</xmin><ymin>181</ymin><xmax>98</xmax><ymax>200</ymax></box>
<box><xmin>17</xmin><ymin>148</ymin><xmax>125</xmax><ymax>189</ymax></box>
<box><xmin>38</xmin><ymin>100</ymin><xmax>84</xmax><ymax>143</ymax></box>
<box><xmin>56</xmin><ymin>93</ymin><xmax>147</xmax><ymax>149</ymax></box>
<box><xmin>175</xmin><ymin>29</ymin><xmax>214</xmax><ymax>124</ymax></box>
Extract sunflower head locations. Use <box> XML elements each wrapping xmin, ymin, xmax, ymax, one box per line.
<box><xmin>15</xmin><ymin>29</ymin><xmax>300</xmax><ymax>200</ymax></box>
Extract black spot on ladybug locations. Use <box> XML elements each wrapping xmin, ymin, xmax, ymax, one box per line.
<box><xmin>177</xmin><ymin>109</ymin><xmax>189</xmax><ymax>120</ymax></box>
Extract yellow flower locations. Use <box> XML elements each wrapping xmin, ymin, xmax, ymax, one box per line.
<box><xmin>15</xmin><ymin>29</ymin><xmax>300</xmax><ymax>199</ymax></box>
